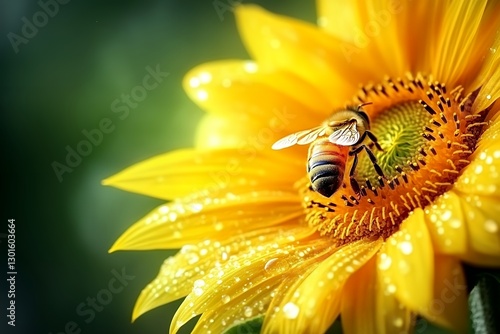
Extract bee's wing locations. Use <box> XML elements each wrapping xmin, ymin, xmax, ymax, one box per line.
<box><xmin>272</xmin><ymin>126</ymin><xmax>325</xmax><ymax>150</ymax></box>
<box><xmin>328</xmin><ymin>122</ymin><xmax>360</xmax><ymax>146</ymax></box>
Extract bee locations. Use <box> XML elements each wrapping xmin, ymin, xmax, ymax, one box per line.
<box><xmin>272</xmin><ymin>103</ymin><xmax>384</xmax><ymax>198</ymax></box>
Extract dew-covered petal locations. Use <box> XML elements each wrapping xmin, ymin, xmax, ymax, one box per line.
<box><xmin>454</xmin><ymin>141</ymin><xmax>500</xmax><ymax>198</ymax></box>
<box><xmin>374</xmin><ymin>258</ymin><xmax>413</xmax><ymax>334</ymax></box>
<box><xmin>424</xmin><ymin>191</ymin><xmax>467</xmax><ymax>255</ymax></box>
<box><xmin>471</xmin><ymin>8</ymin><xmax>500</xmax><ymax>113</ymax></box>
<box><xmin>132</xmin><ymin>225</ymin><xmax>308</xmax><ymax>322</ymax></box>
<box><xmin>431</xmin><ymin>0</ymin><xmax>488</xmax><ymax>87</ymax></box>
<box><xmin>418</xmin><ymin>256</ymin><xmax>468</xmax><ymax>334</ymax></box>
<box><xmin>341</xmin><ymin>256</ymin><xmax>377</xmax><ymax>334</ymax></box>
<box><xmin>170</xmin><ymin>230</ymin><xmax>334</xmax><ymax>333</ymax></box>
<box><xmin>378</xmin><ymin>209</ymin><xmax>434</xmax><ymax>313</ymax></box>
<box><xmin>103</xmin><ymin>148</ymin><xmax>303</xmax><ymax>200</ymax></box>
<box><xmin>459</xmin><ymin>194</ymin><xmax>500</xmax><ymax>256</ymax></box>
<box><xmin>184</xmin><ymin>60</ymin><xmax>330</xmax><ymax>121</ymax></box>
<box><xmin>109</xmin><ymin>190</ymin><xmax>302</xmax><ymax>251</ymax></box>
<box><xmin>266</xmin><ymin>238</ymin><xmax>382</xmax><ymax>333</ymax></box>
<box><xmin>235</xmin><ymin>5</ymin><xmax>379</xmax><ymax>105</ymax></box>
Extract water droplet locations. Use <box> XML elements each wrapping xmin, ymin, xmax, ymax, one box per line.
<box><xmin>243</xmin><ymin>61</ymin><xmax>258</xmax><ymax>73</ymax></box>
<box><xmin>214</xmin><ymin>222</ymin><xmax>224</xmax><ymax>231</ymax></box>
<box><xmin>194</xmin><ymin>279</ymin><xmax>205</xmax><ymax>287</ymax></box>
<box><xmin>264</xmin><ymin>258</ymin><xmax>290</xmax><ymax>274</ymax></box>
<box><xmin>440</xmin><ymin>210</ymin><xmax>452</xmax><ymax>221</ymax></box>
<box><xmin>378</xmin><ymin>253</ymin><xmax>392</xmax><ymax>270</ymax></box>
<box><xmin>393</xmin><ymin>317</ymin><xmax>403</xmax><ymax>327</ymax></box>
<box><xmin>189</xmin><ymin>77</ymin><xmax>200</xmax><ymax>88</ymax></box>
<box><xmin>484</xmin><ymin>219</ymin><xmax>499</xmax><ymax>233</ymax></box>
<box><xmin>222</xmin><ymin>295</ymin><xmax>231</xmax><ymax>304</ymax></box>
<box><xmin>399</xmin><ymin>241</ymin><xmax>413</xmax><ymax>255</ymax></box>
<box><xmin>449</xmin><ymin>219</ymin><xmax>462</xmax><ymax>229</ymax></box>
<box><xmin>490</xmin><ymin>47</ymin><xmax>497</xmax><ymax>54</ymax></box>
<box><xmin>193</xmin><ymin>287</ymin><xmax>203</xmax><ymax>296</ymax></box>
<box><xmin>486</xmin><ymin>94</ymin><xmax>492</xmax><ymax>100</ymax></box>
<box><xmin>196</xmin><ymin>90</ymin><xmax>208</xmax><ymax>101</ymax></box>
<box><xmin>283</xmin><ymin>302</ymin><xmax>300</xmax><ymax>319</ymax></box>
<box><xmin>387</xmin><ymin>283</ymin><xmax>396</xmax><ymax>294</ymax></box>
<box><xmin>244</xmin><ymin>306</ymin><xmax>253</xmax><ymax>318</ymax></box>
<box><xmin>199</xmin><ymin>71</ymin><xmax>212</xmax><ymax>84</ymax></box>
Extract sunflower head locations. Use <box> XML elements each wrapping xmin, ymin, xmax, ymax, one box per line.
<box><xmin>105</xmin><ymin>1</ymin><xmax>500</xmax><ymax>333</ymax></box>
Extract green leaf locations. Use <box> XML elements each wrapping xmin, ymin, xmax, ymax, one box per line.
<box><xmin>469</xmin><ymin>273</ymin><xmax>500</xmax><ymax>334</ymax></box>
<box><xmin>223</xmin><ymin>316</ymin><xmax>263</xmax><ymax>334</ymax></box>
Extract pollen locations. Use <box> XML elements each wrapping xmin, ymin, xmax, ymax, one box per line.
<box><xmin>302</xmin><ymin>73</ymin><xmax>489</xmax><ymax>245</ymax></box>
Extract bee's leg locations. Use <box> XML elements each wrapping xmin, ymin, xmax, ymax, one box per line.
<box><xmin>348</xmin><ymin>147</ymin><xmax>363</xmax><ymax>197</ymax></box>
<box><xmin>361</xmin><ymin>145</ymin><xmax>386</xmax><ymax>179</ymax></box>
<box><xmin>365</xmin><ymin>131</ymin><xmax>384</xmax><ymax>152</ymax></box>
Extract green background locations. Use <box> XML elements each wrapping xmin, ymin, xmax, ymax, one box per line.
<box><xmin>1</xmin><ymin>1</ymin><xmax>314</xmax><ymax>333</ymax></box>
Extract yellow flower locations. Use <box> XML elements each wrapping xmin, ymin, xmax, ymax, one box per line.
<box><xmin>104</xmin><ymin>1</ymin><xmax>500</xmax><ymax>333</ymax></box>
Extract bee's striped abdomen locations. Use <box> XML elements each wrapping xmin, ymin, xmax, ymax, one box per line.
<box><xmin>307</xmin><ymin>139</ymin><xmax>348</xmax><ymax>198</ymax></box>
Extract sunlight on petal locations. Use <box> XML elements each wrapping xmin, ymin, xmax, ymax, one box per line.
<box><xmin>424</xmin><ymin>191</ymin><xmax>467</xmax><ymax>255</ymax></box>
<box><xmin>267</xmin><ymin>239</ymin><xmax>382</xmax><ymax>333</ymax></box>
<box><xmin>109</xmin><ymin>191</ymin><xmax>302</xmax><ymax>251</ymax></box>
<box><xmin>103</xmin><ymin>148</ymin><xmax>303</xmax><ymax>200</ymax></box>
<box><xmin>431</xmin><ymin>0</ymin><xmax>488</xmax><ymax>87</ymax></box>
<box><xmin>378</xmin><ymin>209</ymin><xmax>434</xmax><ymax>313</ymax></box>
<box><xmin>418</xmin><ymin>255</ymin><xmax>468</xmax><ymax>334</ymax></box>
<box><xmin>235</xmin><ymin>5</ymin><xmax>380</xmax><ymax>105</ymax></box>
<box><xmin>170</xmin><ymin>231</ymin><xmax>333</xmax><ymax>333</ymax></box>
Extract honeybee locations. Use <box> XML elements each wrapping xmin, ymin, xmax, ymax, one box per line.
<box><xmin>272</xmin><ymin>103</ymin><xmax>384</xmax><ymax>198</ymax></box>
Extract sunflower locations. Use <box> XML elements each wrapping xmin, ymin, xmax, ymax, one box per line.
<box><xmin>104</xmin><ymin>1</ymin><xmax>500</xmax><ymax>333</ymax></box>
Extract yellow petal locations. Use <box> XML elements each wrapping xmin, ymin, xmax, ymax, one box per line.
<box><xmin>170</xmin><ymin>230</ymin><xmax>333</xmax><ymax>333</ymax></box>
<box><xmin>132</xmin><ymin>225</ymin><xmax>309</xmax><ymax>321</ymax></box>
<box><xmin>395</xmin><ymin>0</ymin><xmax>448</xmax><ymax>71</ymax></box>
<box><xmin>424</xmin><ymin>191</ymin><xmax>467</xmax><ymax>255</ymax></box>
<box><xmin>417</xmin><ymin>255</ymin><xmax>468</xmax><ymax>334</ymax></box>
<box><xmin>378</xmin><ymin>209</ymin><xmax>434</xmax><ymax>313</ymax></box>
<box><xmin>342</xmin><ymin>255</ymin><xmax>412</xmax><ymax>334</ymax></box>
<box><xmin>109</xmin><ymin>190</ymin><xmax>302</xmax><ymax>251</ymax></box>
<box><xmin>235</xmin><ymin>5</ymin><xmax>380</xmax><ymax>105</ymax></box>
<box><xmin>460</xmin><ymin>194</ymin><xmax>500</xmax><ymax>256</ymax></box>
<box><xmin>316</xmin><ymin>0</ymin><xmax>363</xmax><ymax>42</ymax></box>
<box><xmin>267</xmin><ymin>238</ymin><xmax>382</xmax><ymax>333</ymax></box>
<box><xmin>454</xmin><ymin>141</ymin><xmax>500</xmax><ymax>198</ymax></box>
<box><xmin>431</xmin><ymin>0</ymin><xmax>488</xmax><ymax>87</ymax></box>
<box><xmin>184</xmin><ymin>60</ymin><xmax>330</xmax><ymax>119</ymax></box>
<box><xmin>470</xmin><ymin>3</ymin><xmax>500</xmax><ymax>112</ymax></box>
<box><xmin>103</xmin><ymin>148</ymin><xmax>303</xmax><ymax>200</ymax></box>
<box><xmin>341</xmin><ymin>256</ymin><xmax>378</xmax><ymax>334</ymax></box>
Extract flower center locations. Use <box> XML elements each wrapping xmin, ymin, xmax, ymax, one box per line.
<box><xmin>301</xmin><ymin>73</ymin><xmax>488</xmax><ymax>245</ymax></box>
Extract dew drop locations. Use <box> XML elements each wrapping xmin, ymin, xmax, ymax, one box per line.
<box><xmin>399</xmin><ymin>241</ymin><xmax>413</xmax><ymax>255</ymax></box>
<box><xmin>387</xmin><ymin>283</ymin><xmax>396</xmax><ymax>294</ymax></box>
<box><xmin>196</xmin><ymin>90</ymin><xmax>208</xmax><ymax>101</ymax></box>
<box><xmin>199</xmin><ymin>71</ymin><xmax>212</xmax><ymax>84</ymax></box>
<box><xmin>214</xmin><ymin>222</ymin><xmax>224</xmax><ymax>231</ymax></box>
<box><xmin>222</xmin><ymin>295</ymin><xmax>231</xmax><ymax>304</ymax></box>
<box><xmin>283</xmin><ymin>302</ymin><xmax>300</xmax><ymax>319</ymax></box>
<box><xmin>243</xmin><ymin>61</ymin><xmax>258</xmax><ymax>73</ymax></box>
<box><xmin>193</xmin><ymin>287</ymin><xmax>203</xmax><ymax>296</ymax></box>
<box><xmin>189</xmin><ymin>77</ymin><xmax>200</xmax><ymax>88</ymax></box>
<box><xmin>264</xmin><ymin>258</ymin><xmax>290</xmax><ymax>274</ymax></box>
<box><xmin>378</xmin><ymin>253</ymin><xmax>392</xmax><ymax>270</ymax></box>
<box><xmin>491</xmin><ymin>47</ymin><xmax>497</xmax><ymax>54</ymax></box>
<box><xmin>244</xmin><ymin>306</ymin><xmax>253</xmax><ymax>318</ymax></box>
<box><xmin>393</xmin><ymin>317</ymin><xmax>403</xmax><ymax>328</ymax></box>
<box><xmin>484</xmin><ymin>219</ymin><xmax>499</xmax><ymax>233</ymax></box>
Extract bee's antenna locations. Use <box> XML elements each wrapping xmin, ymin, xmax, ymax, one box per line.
<box><xmin>357</xmin><ymin>102</ymin><xmax>373</xmax><ymax>110</ymax></box>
